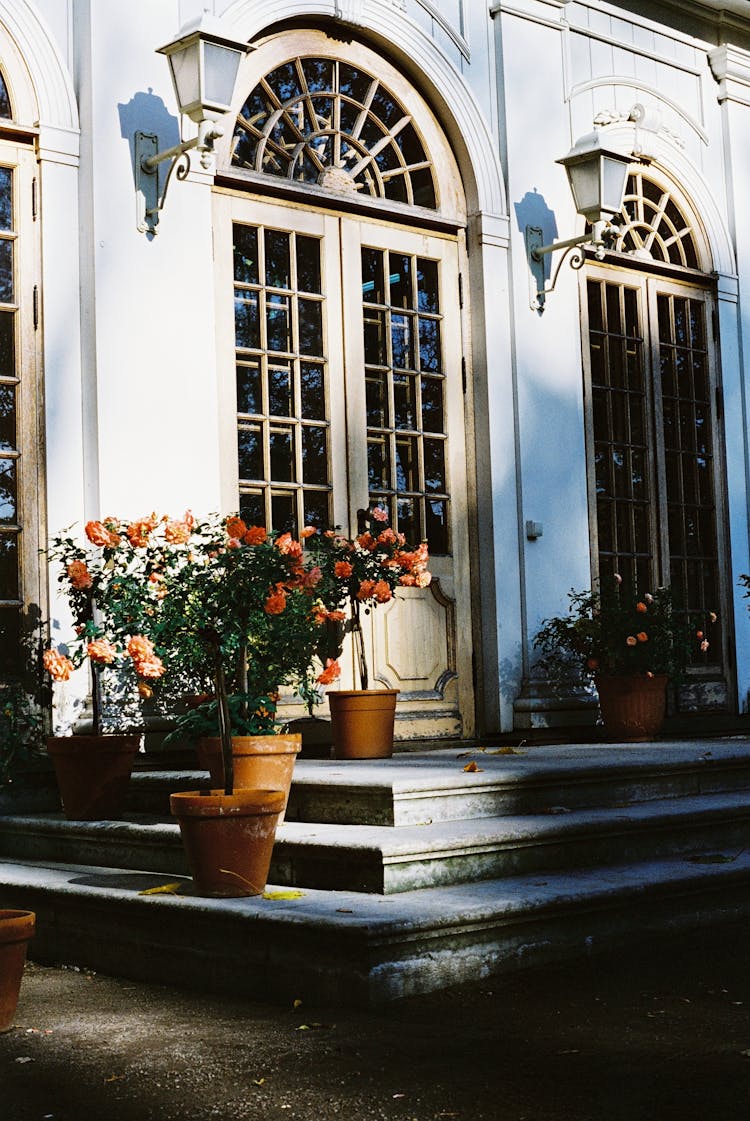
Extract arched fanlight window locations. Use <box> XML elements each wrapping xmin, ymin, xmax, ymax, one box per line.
<box><xmin>0</xmin><ymin>71</ymin><xmax>11</xmax><ymax>119</ymax></box>
<box><xmin>231</xmin><ymin>56</ymin><xmax>437</xmax><ymax>209</ymax></box>
<box><xmin>610</xmin><ymin>171</ymin><xmax>700</xmax><ymax>269</ymax></box>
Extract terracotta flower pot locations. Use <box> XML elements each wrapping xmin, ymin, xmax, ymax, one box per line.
<box><xmin>594</xmin><ymin>674</ymin><xmax>668</xmax><ymax>742</ymax></box>
<box><xmin>0</xmin><ymin>909</ymin><xmax>35</xmax><ymax>1032</ymax></box>
<box><xmin>170</xmin><ymin>788</ymin><xmax>284</xmax><ymax>898</ymax></box>
<box><xmin>328</xmin><ymin>689</ymin><xmax>399</xmax><ymax>759</ymax></box>
<box><xmin>46</xmin><ymin>735</ymin><xmax>141</xmax><ymax>820</ymax></box>
<box><xmin>195</xmin><ymin>734</ymin><xmax>301</xmax><ymax>822</ymax></box>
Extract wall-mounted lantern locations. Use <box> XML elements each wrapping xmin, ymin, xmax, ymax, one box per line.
<box><xmin>135</xmin><ymin>14</ymin><xmax>251</xmax><ymax>235</ymax></box>
<box><xmin>525</xmin><ymin>131</ymin><xmax>631</xmax><ymax>310</ymax></box>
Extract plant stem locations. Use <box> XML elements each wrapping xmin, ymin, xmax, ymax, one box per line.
<box><xmin>210</xmin><ymin>638</ymin><xmax>233</xmax><ymax>796</ymax></box>
<box><xmin>352</xmin><ymin>599</ymin><xmax>369</xmax><ymax>691</ymax></box>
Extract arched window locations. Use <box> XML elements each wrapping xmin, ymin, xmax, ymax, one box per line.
<box><xmin>583</xmin><ymin>170</ymin><xmax>730</xmax><ymax>708</ymax></box>
<box><xmin>231</xmin><ymin>56</ymin><xmax>437</xmax><ymax>209</ymax></box>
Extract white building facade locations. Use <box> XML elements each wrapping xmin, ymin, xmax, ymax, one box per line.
<box><xmin>3</xmin><ymin>0</ymin><xmax>750</xmax><ymax>737</ymax></box>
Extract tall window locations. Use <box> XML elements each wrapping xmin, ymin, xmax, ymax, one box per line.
<box><xmin>584</xmin><ymin>173</ymin><xmax>726</xmax><ymax>694</ymax></box>
<box><xmin>0</xmin><ymin>68</ymin><xmax>43</xmax><ymax>683</ymax></box>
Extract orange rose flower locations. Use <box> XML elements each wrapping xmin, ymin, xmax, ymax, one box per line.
<box><xmin>636</xmin><ymin>602</ymin><xmax>647</xmax><ymax>613</ymax></box>
<box><xmin>243</xmin><ymin>525</ymin><xmax>267</xmax><ymax>545</ymax></box>
<box><xmin>87</xmin><ymin>638</ymin><xmax>117</xmax><ymax>665</ymax></box>
<box><xmin>300</xmin><ymin>526</ymin><xmax>317</xmax><ymax>539</ymax></box>
<box><xmin>226</xmin><ymin>516</ymin><xmax>247</xmax><ymax>540</ymax></box>
<box><xmin>164</xmin><ymin>512</ymin><xmax>193</xmax><ymax>544</ymax></box>
<box><xmin>85</xmin><ymin>520</ymin><xmax>120</xmax><ymax>548</ymax></box>
<box><xmin>126</xmin><ymin>514</ymin><xmax>158</xmax><ymax>548</ymax></box>
<box><xmin>43</xmin><ymin>648</ymin><xmax>74</xmax><ymax>682</ymax></box>
<box><xmin>264</xmin><ymin>585</ymin><xmax>287</xmax><ymax>615</ymax></box>
<box><xmin>66</xmin><ymin>560</ymin><xmax>93</xmax><ymax>590</ymax></box>
<box><xmin>275</xmin><ymin>532</ymin><xmax>303</xmax><ymax>559</ymax></box>
<box><xmin>317</xmin><ymin>658</ymin><xmax>341</xmax><ymax>685</ymax></box>
<box><xmin>373</xmin><ymin>580</ymin><xmax>392</xmax><ymax>603</ymax></box>
<box><xmin>357</xmin><ymin>579</ymin><xmax>377</xmax><ymax>600</ymax></box>
<box><xmin>334</xmin><ymin>560</ymin><xmax>353</xmax><ymax>578</ymax></box>
<box><xmin>636</xmin><ymin>632</ymin><xmax>648</xmax><ymax>643</ymax></box>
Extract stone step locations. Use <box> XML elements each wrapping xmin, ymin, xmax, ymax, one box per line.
<box><xmin>126</xmin><ymin>741</ymin><xmax>750</xmax><ymax>825</ymax></box>
<box><xmin>3</xmin><ymin>789</ymin><xmax>750</xmax><ymax>893</ymax></box>
<box><xmin>2</xmin><ymin>850</ymin><xmax>750</xmax><ymax>1005</ymax></box>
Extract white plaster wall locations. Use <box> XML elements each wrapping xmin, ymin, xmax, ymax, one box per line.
<box><xmin>74</xmin><ymin>0</ymin><xmax>223</xmax><ymax>522</ymax></box>
<box><xmin>500</xmin><ymin>5</ymin><xmax>593</xmax><ymax>654</ymax></box>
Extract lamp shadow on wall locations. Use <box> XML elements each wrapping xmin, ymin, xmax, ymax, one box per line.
<box><xmin>118</xmin><ymin>90</ymin><xmax>180</xmax><ymax>239</ymax></box>
<box><xmin>513</xmin><ymin>189</ymin><xmax>557</xmax><ymax>290</ymax></box>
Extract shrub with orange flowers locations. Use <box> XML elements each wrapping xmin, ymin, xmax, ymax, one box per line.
<box><xmin>45</xmin><ymin>512</ymin><xmax>342</xmax><ymax>784</ymax></box>
<box><xmin>44</xmin><ymin>513</ymin><xmax>196</xmax><ymax>735</ymax></box>
<box><xmin>305</xmin><ymin>506</ymin><xmax>431</xmax><ymax>690</ymax></box>
<box><xmin>533</xmin><ymin>578</ymin><xmax>715</xmax><ymax>686</ymax></box>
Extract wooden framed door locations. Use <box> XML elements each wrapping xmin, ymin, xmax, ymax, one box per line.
<box><xmin>214</xmin><ymin>193</ymin><xmax>474</xmax><ymax>737</ymax></box>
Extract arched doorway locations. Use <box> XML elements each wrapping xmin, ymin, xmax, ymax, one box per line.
<box><xmin>581</xmin><ymin>167</ymin><xmax>731</xmax><ymax>711</ymax></box>
<box><xmin>213</xmin><ymin>30</ymin><xmax>475</xmax><ymax>738</ymax></box>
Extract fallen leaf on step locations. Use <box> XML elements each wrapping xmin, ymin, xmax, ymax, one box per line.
<box><xmin>336</xmin><ymin>908</ymin><xmax>353</xmax><ymax>914</ymax></box>
<box><xmin>295</xmin><ymin>1022</ymin><xmax>334</xmax><ymax>1031</ymax></box>
<box><xmin>262</xmin><ymin>889</ymin><xmax>305</xmax><ymax>900</ymax></box>
<box><xmin>253</xmin><ymin>1078</ymin><xmax>265</xmax><ymax>1086</ymax></box>
<box><xmin>482</xmin><ymin>746</ymin><xmax>525</xmax><ymax>755</ymax></box>
<box><xmin>138</xmin><ymin>882</ymin><xmax>183</xmax><ymax>895</ymax></box>
<box><xmin>104</xmin><ymin>1073</ymin><xmax>125</xmax><ymax>1082</ymax></box>
<box><xmin>463</xmin><ymin>761</ymin><xmax>483</xmax><ymax>772</ymax></box>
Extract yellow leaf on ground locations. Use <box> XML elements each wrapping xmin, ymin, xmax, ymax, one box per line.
<box><xmin>262</xmin><ymin>889</ymin><xmax>305</xmax><ymax>900</ymax></box>
<box><xmin>138</xmin><ymin>882</ymin><xmax>182</xmax><ymax>895</ymax></box>
<box><xmin>463</xmin><ymin>761</ymin><xmax>483</xmax><ymax>772</ymax></box>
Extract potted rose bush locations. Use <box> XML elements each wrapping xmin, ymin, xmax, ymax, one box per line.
<box><xmin>42</xmin><ymin>513</ymin><xmax>184</xmax><ymax>819</ymax></box>
<box><xmin>533</xmin><ymin>576</ymin><xmax>715</xmax><ymax>741</ymax></box>
<box><xmin>305</xmin><ymin>506</ymin><xmax>431</xmax><ymax>758</ymax></box>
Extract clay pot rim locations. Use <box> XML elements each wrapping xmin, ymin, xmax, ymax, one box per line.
<box><xmin>170</xmin><ymin>788</ymin><xmax>285</xmax><ymax>817</ymax></box>
<box><xmin>0</xmin><ymin>910</ymin><xmax>35</xmax><ymax>945</ymax></box>
<box><xmin>328</xmin><ymin>689</ymin><xmax>400</xmax><ymax>698</ymax></box>
<box><xmin>198</xmin><ymin>734</ymin><xmax>301</xmax><ymax>757</ymax></box>
<box><xmin>46</xmin><ymin>735</ymin><xmax>141</xmax><ymax>754</ymax></box>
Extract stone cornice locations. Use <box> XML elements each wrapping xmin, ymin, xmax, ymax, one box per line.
<box><xmin>708</xmin><ymin>44</ymin><xmax>750</xmax><ymax>106</ymax></box>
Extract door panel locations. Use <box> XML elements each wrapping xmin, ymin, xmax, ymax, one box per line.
<box><xmin>215</xmin><ymin>195</ymin><xmax>474</xmax><ymax>737</ymax></box>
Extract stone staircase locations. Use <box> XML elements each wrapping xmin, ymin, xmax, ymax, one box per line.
<box><xmin>1</xmin><ymin>739</ymin><xmax>750</xmax><ymax>1006</ymax></box>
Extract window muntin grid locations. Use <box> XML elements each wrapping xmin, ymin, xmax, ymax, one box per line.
<box><xmin>363</xmin><ymin>247</ymin><xmax>449</xmax><ymax>552</ymax></box>
<box><xmin>612</xmin><ymin>172</ymin><xmax>700</xmax><ymax>269</ymax></box>
<box><xmin>231</xmin><ymin>56</ymin><xmax>437</xmax><ymax>209</ymax></box>
<box><xmin>233</xmin><ymin>222</ymin><xmax>331</xmax><ymax>535</ymax></box>
<box><xmin>587</xmin><ymin>277</ymin><xmax>721</xmax><ymax>656</ymax></box>
<box><xmin>0</xmin><ymin>163</ymin><xmax>19</xmax><ymax>673</ymax></box>
<box><xmin>588</xmin><ymin>278</ymin><xmax>653</xmax><ymax>594</ymax></box>
<box><xmin>657</xmin><ymin>292</ymin><xmax>720</xmax><ymax>630</ymax></box>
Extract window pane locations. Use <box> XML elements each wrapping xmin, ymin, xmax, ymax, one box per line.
<box><xmin>269</xmin><ymin>363</ymin><xmax>293</xmax><ymax>417</ymax></box>
<box><xmin>0</xmin><ymin>536</ymin><xmax>18</xmax><ymax>599</ymax></box>
<box><xmin>417</xmin><ymin>259</ymin><xmax>439</xmax><ymax>313</ymax></box>
<box><xmin>266</xmin><ymin>295</ymin><xmax>291</xmax><ymax>352</ymax></box>
<box><xmin>237</xmin><ymin>363</ymin><xmax>261</xmax><ymax>415</ymax></box>
<box><xmin>239</xmin><ymin>491</ymin><xmax>264</xmax><ymax>528</ymax></box>
<box><xmin>303</xmin><ymin>426</ymin><xmax>327</xmax><ymax>484</ymax></box>
<box><xmin>238</xmin><ymin>428</ymin><xmax>263</xmax><ymax>480</ymax></box>
<box><xmin>265</xmin><ymin>229</ymin><xmax>291</xmax><ymax>289</ymax></box>
<box><xmin>418</xmin><ymin>318</ymin><xmax>440</xmax><ymax>372</ymax></box>
<box><xmin>269</xmin><ymin>428</ymin><xmax>294</xmax><ymax>482</ymax></box>
<box><xmin>0</xmin><ymin>170</ymin><xmax>11</xmax><ymax>232</ymax></box>
<box><xmin>0</xmin><ymin>241</ymin><xmax>13</xmax><ymax>304</ymax></box>
<box><xmin>0</xmin><ymin>384</ymin><xmax>15</xmax><ymax>451</ymax></box>
<box><xmin>298</xmin><ymin>299</ymin><xmax>323</xmax><ymax>356</ymax></box>
<box><xmin>234</xmin><ymin>225</ymin><xmax>259</xmax><ymax>285</ymax></box>
<box><xmin>235</xmin><ymin>296</ymin><xmax>260</xmax><ymax>350</ymax></box>
<box><xmin>300</xmin><ymin>362</ymin><xmax>325</xmax><ymax>420</ymax></box>
<box><xmin>393</xmin><ymin>373</ymin><xmax>416</xmax><ymax>430</ymax></box>
<box><xmin>296</xmin><ymin>236</ymin><xmax>321</xmax><ymax>293</ymax></box>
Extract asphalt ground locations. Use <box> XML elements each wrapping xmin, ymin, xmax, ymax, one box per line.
<box><xmin>2</xmin><ymin>922</ymin><xmax>750</xmax><ymax>1121</ymax></box>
